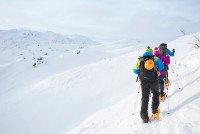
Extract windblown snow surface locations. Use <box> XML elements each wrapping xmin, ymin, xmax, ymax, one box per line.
<box><xmin>0</xmin><ymin>30</ymin><xmax>200</xmax><ymax>134</ymax></box>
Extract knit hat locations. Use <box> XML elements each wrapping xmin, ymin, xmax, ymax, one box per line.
<box><xmin>146</xmin><ymin>46</ymin><xmax>153</xmax><ymax>53</ymax></box>
<box><xmin>154</xmin><ymin>47</ymin><xmax>159</xmax><ymax>51</ymax></box>
<box><xmin>154</xmin><ymin>47</ymin><xmax>160</xmax><ymax>56</ymax></box>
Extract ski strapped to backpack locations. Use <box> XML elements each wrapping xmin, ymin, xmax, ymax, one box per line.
<box><xmin>137</xmin><ymin>55</ymin><xmax>159</xmax><ymax>82</ymax></box>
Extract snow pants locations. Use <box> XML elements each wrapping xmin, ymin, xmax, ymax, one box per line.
<box><xmin>158</xmin><ymin>75</ymin><xmax>165</xmax><ymax>95</ymax></box>
<box><xmin>140</xmin><ymin>80</ymin><xmax>160</xmax><ymax>121</ymax></box>
<box><xmin>159</xmin><ymin>71</ymin><xmax>168</xmax><ymax>95</ymax></box>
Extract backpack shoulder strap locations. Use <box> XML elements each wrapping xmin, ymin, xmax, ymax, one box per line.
<box><xmin>136</xmin><ymin>56</ymin><xmax>145</xmax><ymax>82</ymax></box>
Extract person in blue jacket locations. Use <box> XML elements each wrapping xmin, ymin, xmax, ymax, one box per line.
<box><xmin>133</xmin><ymin>46</ymin><xmax>164</xmax><ymax>123</ymax></box>
<box><xmin>158</xmin><ymin>43</ymin><xmax>175</xmax><ymax>91</ymax></box>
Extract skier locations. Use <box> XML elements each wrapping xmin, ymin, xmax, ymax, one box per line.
<box><xmin>155</xmin><ymin>43</ymin><xmax>175</xmax><ymax>101</ymax></box>
<box><xmin>133</xmin><ymin>46</ymin><xmax>164</xmax><ymax>123</ymax></box>
<box><xmin>154</xmin><ymin>47</ymin><xmax>170</xmax><ymax>101</ymax></box>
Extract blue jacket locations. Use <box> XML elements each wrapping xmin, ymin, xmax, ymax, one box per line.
<box><xmin>133</xmin><ymin>52</ymin><xmax>164</xmax><ymax>74</ymax></box>
<box><xmin>167</xmin><ymin>49</ymin><xmax>175</xmax><ymax>56</ymax></box>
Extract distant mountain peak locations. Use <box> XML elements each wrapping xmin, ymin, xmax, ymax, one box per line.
<box><xmin>0</xmin><ymin>29</ymin><xmax>100</xmax><ymax>46</ymax></box>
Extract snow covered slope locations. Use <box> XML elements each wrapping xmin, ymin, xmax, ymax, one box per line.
<box><xmin>66</xmin><ymin>33</ymin><xmax>200</xmax><ymax>134</ymax></box>
<box><xmin>0</xmin><ymin>29</ymin><xmax>145</xmax><ymax>134</ymax></box>
<box><xmin>0</xmin><ymin>30</ymin><xmax>200</xmax><ymax>134</ymax></box>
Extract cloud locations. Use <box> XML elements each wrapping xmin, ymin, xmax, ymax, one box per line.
<box><xmin>0</xmin><ymin>0</ymin><xmax>200</xmax><ymax>43</ymax></box>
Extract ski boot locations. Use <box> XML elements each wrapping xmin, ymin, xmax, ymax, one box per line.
<box><xmin>160</xmin><ymin>92</ymin><xmax>167</xmax><ymax>102</ymax></box>
<box><xmin>142</xmin><ymin>118</ymin><xmax>149</xmax><ymax>123</ymax></box>
<box><xmin>141</xmin><ymin>112</ymin><xmax>149</xmax><ymax>123</ymax></box>
<box><xmin>149</xmin><ymin>108</ymin><xmax>161</xmax><ymax>121</ymax></box>
<box><xmin>164</xmin><ymin>79</ymin><xmax>171</xmax><ymax>88</ymax></box>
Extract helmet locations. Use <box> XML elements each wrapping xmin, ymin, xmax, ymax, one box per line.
<box><xmin>144</xmin><ymin>59</ymin><xmax>154</xmax><ymax>70</ymax></box>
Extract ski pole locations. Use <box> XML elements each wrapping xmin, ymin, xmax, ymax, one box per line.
<box><xmin>174</xmin><ymin>56</ymin><xmax>177</xmax><ymax>64</ymax></box>
<box><xmin>132</xmin><ymin>85</ymin><xmax>141</xmax><ymax>115</ymax></box>
<box><xmin>136</xmin><ymin>76</ymin><xmax>139</xmax><ymax>82</ymax></box>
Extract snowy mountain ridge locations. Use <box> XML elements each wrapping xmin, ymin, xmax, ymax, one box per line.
<box><xmin>0</xmin><ymin>29</ymin><xmax>101</xmax><ymax>68</ymax></box>
<box><xmin>0</xmin><ymin>29</ymin><xmax>99</xmax><ymax>47</ymax></box>
<box><xmin>0</xmin><ymin>29</ymin><xmax>145</xmax><ymax>69</ymax></box>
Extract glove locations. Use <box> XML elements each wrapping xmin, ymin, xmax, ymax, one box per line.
<box><xmin>172</xmin><ymin>49</ymin><xmax>175</xmax><ymax>53</ymax></box>
<box><xmin>157</xmin><ymin>71</ymin><xmax>161</xmax><ymax>77</ymax></box>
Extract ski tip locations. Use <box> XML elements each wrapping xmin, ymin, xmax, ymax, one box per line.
<box><xmin>167</xmin><ymin>113</ymin><xmax>170</xmax><ymax>114</ymax></box>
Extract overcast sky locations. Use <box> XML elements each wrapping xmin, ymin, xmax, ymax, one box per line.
<box><xmin>0</xmin><ymin>0</ymin><xmax>200</xmax><ymax>43</ymax></box>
